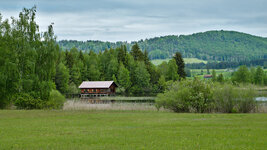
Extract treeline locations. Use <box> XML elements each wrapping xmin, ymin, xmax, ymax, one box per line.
<box><xmin>186</xmin><ymin>59</ymin><xmax>267</xmax><ymax>69</ymax></box>
<box><xmin>231</xmin><ymin>66</ymin><xmax>267</xmax><ymax>85</ymax></box>
<box><xmin>0</xmin><ymin>7</ymin><xmax>188</xmax><ymax>109</ymax></box>
<box><xmin>59</xmin><ymin>43</ymin><xmax>187</xmax><ymax>96</ymax></box>
<box><xmin>59</xmin><ymin>31</ymin><xmax>267</xmax><ymax>62</ymax></box>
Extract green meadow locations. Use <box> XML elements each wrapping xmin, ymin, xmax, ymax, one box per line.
<box><xmin>151</xmin><ymin>58</ymin><xmax>208</xmax><ymax>66</ymax></box>
<box><xmin>1</xmin><ymin>110</ymin><xmax>267</xmax><ymax>150</ymax></box>
<box><xmin>190</xmin><ymin>69</ymin><xmax>233</xmax><ymax>79</ymax></box>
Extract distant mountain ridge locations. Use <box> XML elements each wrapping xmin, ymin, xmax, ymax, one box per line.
<box><xmin>58</xmin><ymin>30</ymin><xmax>267</xmax><ymax>62</ymax></box>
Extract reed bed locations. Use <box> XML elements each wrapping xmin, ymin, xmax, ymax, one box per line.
<box><xmin>63</xmin><ymin>100</ymin><xmax>162</xmax><ymax>111</ymax></box>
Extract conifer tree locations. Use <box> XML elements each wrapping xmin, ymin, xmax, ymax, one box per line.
<box><xmin>130</xmin><ymin>43</ymin><xmax>144</xmax><ymax>61</ymax></box>
<box><xmin>173</xmin><ymin>52</ymin><xmax>186</xmax><ymax>78</ymax></box>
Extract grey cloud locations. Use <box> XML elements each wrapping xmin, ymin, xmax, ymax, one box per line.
<box><xmin>0</xmin><ymin>0</ymin><xmax>267</xmax><ymax>41</ymax></box>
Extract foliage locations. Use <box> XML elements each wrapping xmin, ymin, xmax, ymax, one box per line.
<box><xmin>0</xmin><ymin>7</ymin><xmax>59</xmax><ymax>108</ymax></box>
<box><xmin>58</xmin><ymin>30</ymin><xmax>267</xmax><ymax>62</ymax></box>
<box><xmin>173</xmin><ymin>52</ymin><xmax>186</xmax><ymax>78</ymax></box>
<box><xmin>254</xmin><ymin>66</ymin><xmax>264</xmax><ymax>85</ymax></box>
<box><xmin>130</xmin><ymin>43</ymin><xmax>144</xmax><ymax>61</ymax></box>
<box><xmin>55</xmin><ymin>62</ymin><xmax>69</xmax><ymax>94</ymax></box>
<box><xmin>232</xmin><ymin>65</ymin><xmax>251</xmax><ymax>83</ymax></box>
<box><xmin>13</xmin><ymin>93</ymin><xmax>43</xmax><ymax>109</ymax></box>
<box><xmin>217</xmin><ymin>73</ymin><xmax>224</xmax><ymax>83</ymax></box>
<box><xmin>45</xmin><ymin>90</ymin><xmax>66</xmax><ymax>109</ymax></box>
<box><xmin>157</xmin><ymin>75</ymin><xmax>167</xmax><ymax>93</ymax></box>
<box><xmin>68</xmin><ymin>82</ymin><xmax>79</xmax><ymax>94</ymax></box>
<box><xmin>117</xmin><ymin>63</ymin><xmax>131</xmax><ymax>93</ymax></box>
<box><xmin>166</xmin><ymin>59</ymin><xmax>179</xmax><ymax>81</ymax></box>
<box><xmin>156</xmin><ymin>79</ymin><xmax>257</xmax><ymax>113</ymax></box>
<box><xmin>130</xmin><ymin>62</ymin><xmax>150</xmax><ymax>95</ymax></box>
<box><xmin>186</xmin><ymin>58</ymin><xmax>266</xmax><ymax>69</ymax></box>
<box><xmin>213</xmin><ymin>84</ymin><xmax>257</xmax><ymax>113</ymax></box>
<box><xmin>156</xmin><ymin>79</ymin><xmax>214</xmax><ymax>113</ymax></box>
<box><xmin>212</xmin><ymin>69</ymin><xmax>216</xmax><ymax>82</ymax></box>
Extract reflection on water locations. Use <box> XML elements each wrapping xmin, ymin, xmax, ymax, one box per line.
<box><xmin>256</xmin><ymin>97</ymin><xmax>267</xmax><ymax>101</ymax></box>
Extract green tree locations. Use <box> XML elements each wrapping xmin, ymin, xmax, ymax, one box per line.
<box><xmin>254</xmin><ymin>66</ymin><xmax>264</xmax><ymax>85</ymax></box>
<box><xmin>87</xmin><ymin>64</ymin><xmax>100</xmax><ymax>81</ymax></box>
<box><xmin>131</xmin><ymin>62</ymin><xmax>150</xmax><ymax>94</ymax></box>
<box><xmin>55</xmin><ymin>63</ymin><xmax>69</xmax><ymax>94</ymax></box>
<box><xmin>130</xmin><ymin>43</ymin><xmax>144</xmax><ymax>61</ymax></box>
<box><xmin>117</xmin><ymin>63</ymin><xmax>131</xmax><ymax>93</ymax></box>
<box><xmin>158</xmin><ymin>61</ymin><xmax>168</xmax><ymax>77</ymax></box>
<box><xmin>217</xmin><ymin>73</ymin><xmax>224</xmax><ymax>83</ymax></box>
<box><xmin>70</xmin><ymin>64</ymin><xmax>81</xmax><ymax>86</ymax></box>
<box><xmin>250</xmin><ymin>67</ymin><xmax>256</xmax><ymax>84</ymax></box>
<box><xmin>173</xmin><ymin>52</ymin><xmax>186</xmax><ymax>78</ymax></box>
<box><xmin>232</xmin><ymin>66</ymin><xmax>250</xmax><ymax>83</ymax></box>
<box><xmin>117</xmin><ymin>45</ymin><xmax>128</xmax><ymax>66</ymax></box>
<box><xmin>166</xmin><ymin>59</ymin><xmax>179</xmax><ymax>81</ymax></box>
<box><xmin>106</xmin><ymin>57</ymin><xmax>119</xmax><ymax>80</ymax></box>
<box><xmin>157</xmin><ymin>75</ymin><xmax>167</xmax><ymax>93</ymax></box>
<box><xmin>212</xmin><ymin>70</ymin><xmax>217</xmax><ymax>82</ymax></box>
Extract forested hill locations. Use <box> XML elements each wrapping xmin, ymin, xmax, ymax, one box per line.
<box><xmin>58</xmin><ymin>30</ymin><xmax>267</xmax><ymax>62</ymax></box>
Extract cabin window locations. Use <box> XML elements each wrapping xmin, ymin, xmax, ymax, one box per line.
<box><xmin>100</xmin><ymin>89</ymin><xmax>106</xmax><ymax>92</ymax></box>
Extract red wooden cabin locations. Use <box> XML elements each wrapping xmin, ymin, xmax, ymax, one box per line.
<box><xmin>79</xmin><ymin>81</ymin><xmax>118</xmax><ymax>97</ymax></box>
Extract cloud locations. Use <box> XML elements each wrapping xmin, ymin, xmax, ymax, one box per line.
<box><xmin>0</xmin><ymin>0</ymin><xmax>267</xmax><ymax>41</ymax></box>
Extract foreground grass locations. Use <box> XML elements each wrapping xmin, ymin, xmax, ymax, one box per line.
<box><xmin>0</xmin><ymin>110</ymin><xmax>267</xmax><ymax>149</ymax></box>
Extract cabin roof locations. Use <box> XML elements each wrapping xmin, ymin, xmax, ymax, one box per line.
<box><xmin>79</xmin><ymin>81</ymin><xmax>117</xmax><ymax>89</ymax></box>
<box><xmin>204</xmin><ymin>75</ymin><xmax>213</xmax><ymax>78</ymax></box>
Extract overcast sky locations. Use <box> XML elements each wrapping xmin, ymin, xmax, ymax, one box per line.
<box><xmin>1</xmin><ymin>0</ymin><xmax>267</xmax><ymax>42</ymax></box>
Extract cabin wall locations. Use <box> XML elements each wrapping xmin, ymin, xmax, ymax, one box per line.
<box><xmin>81</xmin><ymin>88</ymin><xmax>116</xmax><ymax>94</ymax></box>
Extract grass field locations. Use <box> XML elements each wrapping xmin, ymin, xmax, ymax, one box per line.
<box><xmin>1</xmin><ymin>110</ymin><xmax>267</xmax><ymax>149</ymax></box>
<box><xmin>151</xmin><ymin>58</ymin><xmax>208</xmax><ymax>65</ymax></box>
<box><xmin>190</xmin><ymin>69</ymin><xmax>233</xmax><ymax>79</ymax></box>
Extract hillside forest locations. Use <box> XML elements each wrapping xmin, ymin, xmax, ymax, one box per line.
<box><xmin>58</xmin><ymin>31</ymin><xmax>267</xmax><ymax>62</ymax></box>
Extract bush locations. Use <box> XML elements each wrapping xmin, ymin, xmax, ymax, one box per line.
<box><xmin>156</xmin><ymin>79</ymin><xmax>257</xmax><ymax>113</ymax></box>
<box><xmin>45</xmin><ymin>90</ymin><xmax>66</xmax><ymax>109</ymax></box>
<box><xmin>213</xmin><ymin>84</ymin><xmax>257</xmax><ymax>113</ymax></box>
<box><xmin>68</xmin><ymin>82</ymin><xmax>79</xmax><ymax>94</ymax></box>
<box><xmin>236</xmin><ymin>86</ymin><xmax>257</xmax><ymax>113</ymax></box>
<box><xmin>156</xmin><ymin>79</ymin><xmax>214</xmax><ymax>113</ymax></box>
<box><xmin>213</xmin><ymin>84</ymin><xmax>238</xmax><ymax>113</ymax></box>
<box><xmin>13</xmin><ymin>93</ymin><xmax>43</xmax><ymax>109</ymax></box>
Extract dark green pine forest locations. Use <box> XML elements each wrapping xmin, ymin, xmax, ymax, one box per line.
<box><xmin>59</xmin><ymin>31</ymin><xmax>267</xmax><ymax>62</ymax></box>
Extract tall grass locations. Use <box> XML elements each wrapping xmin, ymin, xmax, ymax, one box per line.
<box><xmin>63</xmin><ymin>100</ymin><xmax>163</xmax><ymax>111</ymax></box>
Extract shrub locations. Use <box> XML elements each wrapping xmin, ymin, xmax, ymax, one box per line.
<box><xmin>156</xmin><ymin>79</ymin><xmax>214</xmax><ymax>113</ymax></box>
<box><xmin>13</xmin><ymin>93</ymin><xmax>43</xmax><ymax>109</ymax></box>
<box><xmin>236</xmin><ymin>86</ymin><xmax>256</xmax><ymax>113</ymax></box>
<box><xmin>68</xmin><ymin>82</ymin><xmax>79</xmax><ymax>94</ymax></box>
<box><xmin>45</xmin><ymin>90</ymin><xmax>66</xmax><ymax>109</ymax></box>
<box><xmin>213</xmin><ymin>84</ymin><xmax>257</xmax><ymax>113</ymax></box>
<box><xmin>156</xmin><ymin>80</ymin><xmax>257</xmax><ymax>113</ymax></box>
<box><xmin>213</xmin><ymin>84</ymin><xmax>238</xmax><ymax>113</ymax></box>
